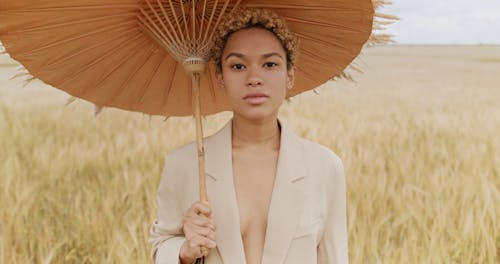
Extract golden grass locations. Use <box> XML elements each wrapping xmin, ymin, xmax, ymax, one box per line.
<box><xmin>1</xmin><ymin>46</ymin><xmax>499</xmax><ymax>263</ymax></box>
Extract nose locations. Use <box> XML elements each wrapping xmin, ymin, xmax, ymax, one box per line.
<box><xmin>246</xmin><ymin>67</ymin><xmax>263</xmax><ymax>87</ymax></box>
<box><xmin>247</xmin><ymin>77</ymin><xmax>262</xmax><ymax>87</ymax></box>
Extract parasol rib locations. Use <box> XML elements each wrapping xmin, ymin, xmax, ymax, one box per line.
<box><xmin>143</xmin><ymin>0</ymin><xmax>178</xmax><ymax>48</ymax></box>
<box><xmin>285</xmin><ymin>16</ymin><xmax>374</xmax><ymax>32</ymax></box>
<box><xmin>24</xmin><ymin>21</ymin><xmax>138</xmax><ymax>55</ymax></box>
<box><xmin>198</xmin><ymin>0</ymin><xmax>208</xmax><ymax>41</ymax></box>
<box><xmin>155</xmin><ymin>0</ymin><xmax>182</xmax><ymax>44</ymax></box>
<box><xmin>178</xmin><ymin>0</ymin><xmax>191</xmax><ymax>42</ymax></box>
<box><xmin>6</xmin><ymin>13</ymin><xmax>135</xmax><ymax>34</ymax></box>
<box><xmin>299</xmin><ymin>49</ymin><xmax>337</xmax><ymax>68</ymax></box>
<box><xmin>205</xmin><ymin>0</ymin><xmax>232</xmax><ymax>47</ymax></box>
<box><xmin>160</xmin><ymin>59</ymin><xmax>178</xmax><ymax>113</ymax></box>
<box><xmin>79</xmin><ymin>40</ymin><xmax>153</xmax><ymax>98</ymax></box>
<box><xmin>137</xmin><ymin>54</ymin><xmax>165</xmax><ymax>106</ymax></box>
<box><xmin>139</xmin><ymin>8</ymin><xmax>182</xmax><ymax>57</ymax></box>
<box><xmin>105</xmin><ymin>47</ymin><xmax>158</xmax><ymax>105</ymax></box>
<box><xmin>244</xmin><ymin>3</ymin><xmax>371</xmax><ymax>11</ymax></box>
<box><xmin>201</xmin><ymin>0</ymin><xmax>219</xmax><ymax>43</ymax></box>
<box><xmin>191</xmin><ymin>0</ymin><xmax>196</xmax><ymax>41</ymax></box>
<box><xmin>167</xmin><ymin>0</ymin><xmax>186</xmax><ymax>43</ymax></box>
<box><xmin>294</xmin><ymin>32</ymin><xmax>351</xmax><ymax>50</ymax></box>
<box><xmin>0</xmin><ymin>4</ymin><xmax>137</xmax><ymax>13</ymax></box>
<box><xmin>58</xmin><ymin>34</ymin><xmax>145</xmax><ymax>87</ymax></box>
<box><xmin>45</xmin><ymin>27</ymin><xmax>139</xmax><ymax>67</ymax></box>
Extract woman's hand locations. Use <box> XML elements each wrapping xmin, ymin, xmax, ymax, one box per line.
<box><xmin>179</xmin><ymin>201</ymin><xmax>217</xmax><ymax>264</ymax></box>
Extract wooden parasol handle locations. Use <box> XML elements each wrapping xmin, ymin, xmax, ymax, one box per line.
<box><xmin>191</xmin><ymin>72</ymin><xmax>208</xmax><ymax>203</ymax></box>
<box><xmin>191</xmin><ymin>71</ymin><xmax>210</xmax><ymax>260</ymax></box>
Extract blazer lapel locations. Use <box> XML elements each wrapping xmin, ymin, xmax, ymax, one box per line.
<box><xmin>204</xmin><ymin>119</ymin><xmax>307</xmax><ymax>264</ymax></box>
<box><xmin>261</xmin><ymin>120</ymin><xmax>307</xmax><ymax>264</ymax></box>
<box><xmin>204</xmin><ymin>120</ymin><xmax>247</xmax><ymax>264</ymax></box>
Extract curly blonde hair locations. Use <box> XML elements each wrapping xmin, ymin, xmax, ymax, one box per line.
<box><xmin>210</xmin><ymin>8</ymin><xmax>299</xmax><ymax>73</ymax></box>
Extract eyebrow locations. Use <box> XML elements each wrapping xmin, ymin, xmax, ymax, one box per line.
<box><xmin>224</xmin><ymin>52</ymin><xmax>284</xmax><ymax>61</ymax></box>
<box><xmin>224</xmin><ymin>52</ymin><xmax>244</xmax><ymax>60</ymax></box>
<box><xmin>262</xmin><ymin>52</ymin><xmax>283</xmax><ymax>59</ymax></box>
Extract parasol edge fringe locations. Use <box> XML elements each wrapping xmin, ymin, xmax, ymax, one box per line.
<box><xmin>7</xmin><ymin>67</ymin><xmax>40</xmax><ymax>88</ymax></box>
<box><xmin>7</xmin><ymin>64</ymin><xmax>107</xmax><ymax>118</ymax></box>
<box><xmin>66</xmin><ymin>96</ymin><xmax>77</xmax><ymax>106</ymax></box>
<box><xmin>94</xmin><ymin>104</ymin><xmax>104</xmax><ymax>117</ymax></box>
<box><xmin>329</xmin><ymin>0</ymin><xmax>397</xmax><ymax>83</ymax></box>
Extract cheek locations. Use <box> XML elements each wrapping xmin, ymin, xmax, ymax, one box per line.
<box><xmin>266</xmin><ymin>73</ymin><xmax>288</xmax><ymax>95</ymax></box>
<box><xmin>222</xmin><ymin>81</ymin><xmax>242</xmax><ymax>99</ymax></box>
<box><xmin>220</xmin><ymin>78</ymin><xmax>244</xmax><ymax>106</ymax></box>
<box><xmin>221</xmin><ymin>71</ymin><xmax>242</xmax><ymax>90</ymax></box>
<box><xmin>221</xmin><ymin>71</ymin><xmax>235</xmax><ymax>92</ymax></box>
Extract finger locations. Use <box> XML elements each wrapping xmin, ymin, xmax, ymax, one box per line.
<box><xmin>183</xmin><ymin>216</ymin><xmax>216</xmax><ymax>235</ymax></box>
<box><xmin>194</xmin><ymin>226</ymin><xmax>216</xmax><ymax>241</ymax></box>
<box><xmin>193</xmin><ymin>202</ymin><xmax>212</xmax><ymax>216</ymax></box>
<box><xmin>188</xmin><ymin>213</ymin><xmax>213</xmax><ymax>227</ymax></box>
<box><xmin>190</xmin><ymin>215</ymin><xmax>216</xmax><ymax>230</ymax></box>
<box><xmin>188</xmin><ymin>236</ymin><xmax>217</xmax><ymax>250</ymax></box>
<box><xmin>198</xmin><ymin>236</ymin><xmax>217</xmax><ymax>249</ymax></box>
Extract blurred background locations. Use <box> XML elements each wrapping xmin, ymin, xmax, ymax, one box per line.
<box><xmin>1</xmin><ymin>1</ymin><xmax>499</xmax><ymax>263</ymax></box>
<box><xmin>381</xmin><ymin>0</ymin><xmax>500</xmax><ymax>45</ymax></box>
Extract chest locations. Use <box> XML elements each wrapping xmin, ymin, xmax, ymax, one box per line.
<box><xmin>232</xmin><ymin>147</ymin><xmax>279</xmax><ymax>237</ymax></box>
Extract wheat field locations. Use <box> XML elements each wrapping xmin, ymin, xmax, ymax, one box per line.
<box><xmin>1</xmin><ymin>45</ymin><xmax>499</xmax><ymax>263</ymax></box>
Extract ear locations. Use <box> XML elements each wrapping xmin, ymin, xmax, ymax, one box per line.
<box><xmin>286</xmin><ymin>66</ymin><xmax>296</xmax><ymax>90</ymax></box>
<box><xmin>216</xmin><ymin>72</ymin><xmax>224</xmax><ymax>89</ymax></box>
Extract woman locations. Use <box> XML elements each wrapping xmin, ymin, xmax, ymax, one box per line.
<box><xmin>150</xmin><ymin>9</ymin><xmax>347</xmax><ymax>264</ymax></box>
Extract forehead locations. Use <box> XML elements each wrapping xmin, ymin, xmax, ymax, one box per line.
<box><xmin>223</xmin><ymin>27</ymin><xmax>286</xmax><ymax>56</ymax></box>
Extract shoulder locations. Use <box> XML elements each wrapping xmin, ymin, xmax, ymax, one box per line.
<box><xmin>280</xmin><ymin>120</ymin><xmax>344</xmax><ymax>176</ymax></box>
<box><xmin>165</xmin><ymin>120</ymin><xmax>229</xmax><ymax>164</ymax></box>
<box><xmin>158</xmin><ymin>140</ymin><xmax>199</xmax><ymax>200</ymax></box>
<box><xmin>299</xmin><ymin>136</ymin><xmax>344</xmax><ymax>170</ymax></box>
<box><xmin>290</xmin><ymin>133</ymin><xmax>346</xmax><ymax>212</ymax></box>
<box><xmin>164</xmin><ymin>127</ymin><xmax>221</xmax><ymax>164</ymax></box>
<box><xmin>159</xmin><ymin>141</ymin><xmax>198</xmax><ymax>188</ymax></box>
<box><xmin>292</xmin><ymin>134</ymin><xmax>346</xmax><ymax>194</ymax></box>
<box><xmin>164</xmin><ymin>140</ymin><xmax>197</xmax><ymax>164</ymax></box>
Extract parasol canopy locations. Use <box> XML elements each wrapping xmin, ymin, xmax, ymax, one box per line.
<box><xmin>0</xmin><ymin>0</ymin><xmax>393</xmax><ymax>116</ymax></box>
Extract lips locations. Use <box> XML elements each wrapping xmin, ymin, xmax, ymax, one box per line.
<box><xmin>243</xmin><ymin>93</ymin><xmax>269</xmax><ymax>105</ymax></box>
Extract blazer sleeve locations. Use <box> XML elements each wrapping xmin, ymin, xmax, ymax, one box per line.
<box><xmin>149</xmin><ymin>154</ymin><xmax>187</xmax><ymax>264</ymax></box>
<box><xmin>317</xmin><ymin>155</ymin><xmax>349</xmax><ymax>264</ymax></box>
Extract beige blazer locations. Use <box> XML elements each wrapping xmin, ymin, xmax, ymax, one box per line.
<box><xmin>149</xmin><ymin>119</ymin><xmax>348</xmax><ymax>264</ymax></box>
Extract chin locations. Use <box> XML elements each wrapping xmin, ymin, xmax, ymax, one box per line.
<box><xmin>235</xmin><ymin>107</ymin><xmax>277</xmax><ymax>121</ymax></box>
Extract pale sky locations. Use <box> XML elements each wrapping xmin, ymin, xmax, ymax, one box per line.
<box><xmin>379</xmin><ymin>0</ymin><xmax>500</xmax><ymax>44</ymax></box>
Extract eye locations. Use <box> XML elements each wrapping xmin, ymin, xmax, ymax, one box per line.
<box><xmin>230</xmin><ymin>63</ymin><xmax>246</xmax><ymax>71</ymax></box>
<box><xmin>263</xmin><ymin>62</ymin><xmax>278</xmax><ymax>68</ymax></box>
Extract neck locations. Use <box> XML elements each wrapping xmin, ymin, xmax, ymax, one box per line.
<box><xmin>231</xmin><ymin>114</ymin><xmax>281</xmax><ymax>148</ymax></box>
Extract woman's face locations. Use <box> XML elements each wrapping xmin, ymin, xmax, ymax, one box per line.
<box><xmin>218</xmin><ymin>27</ymin><xmax>295</xmax><ymax>121</ymax></box>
